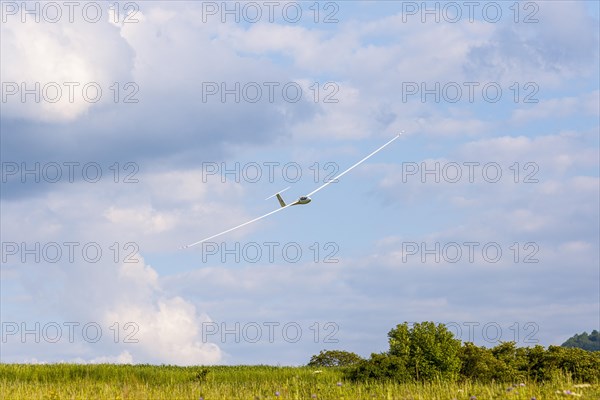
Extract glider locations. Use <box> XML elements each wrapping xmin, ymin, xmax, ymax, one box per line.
<box><xmin>182</xmin><ymin>132</ymin><xmax>402</xmax><ymax>248</ymax></box>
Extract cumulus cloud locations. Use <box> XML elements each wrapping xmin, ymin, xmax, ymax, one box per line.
<box><xmin>103</xmin><ymin>283</ymin><xmax>222</xmax><ymax>365</ymax></box>
<box><xmin>0</xmin><ymin>3</ymin><xmax>134</xmax><ymax>121</ymax></box>
<box><xmin>1</xmin><ymin>255</ymin><xmax>222</xmax><ymax>365</ymax></box>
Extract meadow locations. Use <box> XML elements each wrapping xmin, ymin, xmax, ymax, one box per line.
<box><xmin>1</xmin><ymin>364</ymin><xmax>599</xmax><ymax>399</ymax></box>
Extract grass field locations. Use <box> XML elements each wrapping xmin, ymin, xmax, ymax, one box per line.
<box><xmin>1</xmin><ymin>364</ymin><xmax>599</xmax><ymax>399</ymax></box>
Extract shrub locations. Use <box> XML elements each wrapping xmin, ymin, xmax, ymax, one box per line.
<box><xmin>545</xmin><ymin>345</ymin><xmax>600</xmax><ymax>383</ymax></box>
<box><xmin>346</xmin><ymin>353</ymin><xmax>410</xmax><ymax>382</ymax></box>
<box><xmin>459</xmin><ymin>342</ymin><xmax>502</xmax><ymax>382</ymax></box>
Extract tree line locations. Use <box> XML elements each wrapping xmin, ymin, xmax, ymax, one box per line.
<box><xmin>308</xmin><ymin>322</ymin><xmax>600</xmax><ymax>383</ymax></box>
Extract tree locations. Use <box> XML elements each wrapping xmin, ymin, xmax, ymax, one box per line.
<box><xmin>388</xmin><ymin>322</ymin><xmax>462</xmax><ymax>381</ymax></box>
<box><xmin>489</xmin><ymin>341</ymin><xmax>527</xmax><ymax>382</ymax></box>
<box><xmin>307</xmin><ymin>350</ymin><xmax>363</xmax><ymax>367</ymax></box>
<box><xmin>562</xmin><ymin>330</ymin><xmax>600</xmax><ymax>351</ymax></box>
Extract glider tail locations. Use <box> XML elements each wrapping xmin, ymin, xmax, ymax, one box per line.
<box><xmin>265</xmin><ymin>187</ymin><xmax>290</xmax><ymax>208</ymax></box>
<box><xmin>275</xmin><ymin>193</ymin><xmax>286</xmax><ymax>207</ymax></box>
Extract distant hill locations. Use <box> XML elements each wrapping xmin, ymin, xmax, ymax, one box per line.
<box><xmin>561</xmin><ymin>330</ymin><xmax>600</xmax><ymax>351</ymax></box>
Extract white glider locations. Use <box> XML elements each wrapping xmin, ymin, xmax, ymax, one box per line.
<box><xmin>182</xmin><ymin>132</ymin><xmax>402</xmax><ymax>248</ymax></box>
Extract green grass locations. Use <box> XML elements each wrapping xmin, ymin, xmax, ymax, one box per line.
<box><xmin>1</xmin><ymin>364</ymin><xmax>599</xmax><ymax>399</ymax></box>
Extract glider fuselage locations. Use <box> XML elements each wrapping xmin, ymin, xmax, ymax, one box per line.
<box><xmin>294</xmin><ymin>196</ymin><xmax>312</xmax><ymax>205</ymax></box>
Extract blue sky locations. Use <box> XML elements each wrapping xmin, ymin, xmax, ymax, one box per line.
<box><xmin>1</xmin><ymin>1</ymin><xmax>598</xmax><ymax>365</ymax></box>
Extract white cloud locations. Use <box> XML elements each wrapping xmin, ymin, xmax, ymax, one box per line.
<box><xmin>458</xmin><ymin>133</ymin><xmax>598</xmax><ymax>174</ymax></box>
<box><xmin>465</xmin><ymin>2</ymin><xmax>599</xmax><ymax>86</ymax></box>
<box><xmin>104</xmin><ymin>294</ymin><xmax>221</xmax><ymax>365</ymax></box>
<box><xmin>104</xmin><ymin>205</ymin><xmax>176</xmax><ymax>234</ymax></box>
<box><xmin>77</xmin><ymin>351</ymin><xmax>134</xmax><ymax>364</ymax></box>
<box><xmin>511</xmin><ymin>90</ymin><xmax>600</xmax><ymax>124</ymax></box>
<box><xmin>0</xmin><ymin>168</ymin><xmax>254</xmax><ymax>251</ymax></box>
<box><xmin>0</xmin><ymin>5</ymin><xmax>134</xmax><ymax>121</ymax></box>
<box><xmin>1</xmin><ymin>255</ymin><xmax>223</xmax><ymax>365</ymax></box>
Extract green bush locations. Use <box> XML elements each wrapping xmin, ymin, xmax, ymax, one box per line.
<box><xmin>545</xmin><ymin>345</ymin><xmax>600</xmax><ymax>383</ymax></box>
<box><xmin>346</xmin><ymin>353</ymin><xmax>410</xmax><ymax>382</ymax></box>
<box><xmin>459</xmin><ymin>342</ymin><xmax>503</xmax><ymax>382</ymax></box>
<box><xmin>458</xmin><ymin>341</ymin><xmax>531</xmax><ymax>383</ymax></box>
<box><xmin>521</xmin><ymin>344</ymin><xmax>552</xmax><ymax>382</ymax></box>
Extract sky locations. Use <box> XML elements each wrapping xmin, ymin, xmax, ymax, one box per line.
<box><xmin>0</xmin><ymin>0</ymin><xmax>598</xmax><ymax>366</ymax></box>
